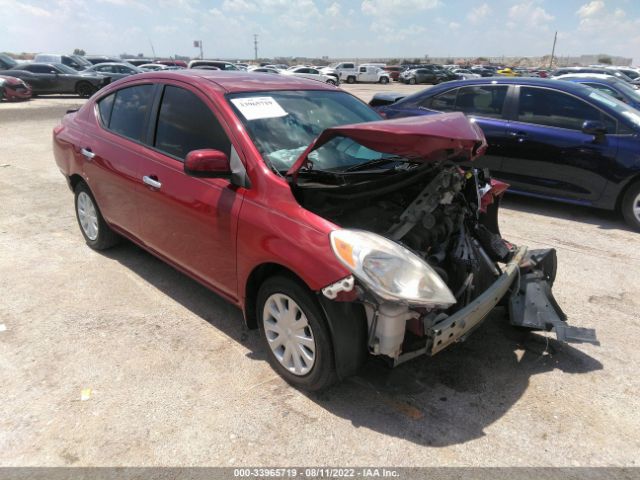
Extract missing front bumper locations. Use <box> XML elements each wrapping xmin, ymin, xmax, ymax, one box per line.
<box><xmin>392</xmin><ymin>246</ymin><xmax>598</xmax><ymax>366</ymax></box>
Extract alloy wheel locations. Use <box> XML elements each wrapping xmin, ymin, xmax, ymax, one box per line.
<box><xmin>77</xmin><ymin>191</ymin><xmax>99</xmax><ymax>241</ymax></box>
<box><xmin>633</xmin><ymin>192</ymin><xmax>640</xmax><ymax>223</ymax></box>
<box><xmin>262</xmin><ymin>293</ymin><xmax>316</xmax><ymax>376</ymax></box>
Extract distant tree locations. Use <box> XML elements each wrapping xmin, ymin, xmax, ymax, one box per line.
<box><xmin>73</xmin><ymin>48</ymin><xmax>85</xmax><ymax>56</ymax></box>
<box><xmin>387</xmin><ymin>58</ymin><xmax>400</xmax><ymax>65</ymax></box>
<box><xmin>598</xmin><ymin>56</ymin><xmax>612</xmax><ymax>65</ymax></box>
<box><xmin>412</xmin><ymin>58</ymin><xmax>423</xmax><ymax>64</ymax></box>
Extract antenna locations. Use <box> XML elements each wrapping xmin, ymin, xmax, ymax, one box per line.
<box><xmin>254</xmin><ymin>34</ymin><xmax>258</xmax><ymax>61</ymax></box>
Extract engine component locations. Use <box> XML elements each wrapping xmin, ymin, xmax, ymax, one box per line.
<box><xmin>386</xmin><ymin>167</ymin><xmax>462</xmax><ymax>241</ymax></box>
<box><xmin>370</xmin><ymin>303</ymin><xmax>418</xmax><ymax>357</ymax></box>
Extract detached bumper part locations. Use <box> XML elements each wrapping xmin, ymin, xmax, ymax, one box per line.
<box><xmin>427</xmin><ymin>246</ymin><xmax>528</xmax><ymax>356</ymax></box>
<box><xmin>393</xmin><ymin>246</ymin><xmax>599</xmax><ymax>365</ymax></box>
<box><xmin>509</xmin><ymin>249</ymin><xmax>599</xmax><ymax>345</ymax></box>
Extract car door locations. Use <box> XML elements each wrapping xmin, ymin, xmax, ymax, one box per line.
<box><xmin>22</xmin><ymin>65</ymin><xmax>57</xmax><ymax>91</ymax></box>
<box><xmin>82</xmin><ymin>84</ymin><xmax>156</xmax><ymax>238</ymax></box>
<box><xmin>135</xmin><ymin>83</ymin><xmax>245</xmax><ymax>298</ymax></box>
<box><xmin>499</xmin><ymin>85</ymin><xmax>619</xmax><ymax>202</ymax></box>
<box><xmin>424</xmin><ymin>84</ymin><xmax>510</xmax><ymax>172</ymax></box>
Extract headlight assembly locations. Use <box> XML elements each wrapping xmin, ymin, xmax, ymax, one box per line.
<box><xmin>330</xmin><ymin>229</ymin><xmax>456</xmax><ymax>308</ymax></box>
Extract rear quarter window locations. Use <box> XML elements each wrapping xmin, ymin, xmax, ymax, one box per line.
<box><xmin>107</xmin><ymin>84</ymin><xmax>154</xmax><ymax>142</ymax></box>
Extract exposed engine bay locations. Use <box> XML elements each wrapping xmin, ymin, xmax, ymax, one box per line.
<box><xmin>293</xmin><ymin>160</ymin><xmax>599</xmax><ymax>364</ymax></box>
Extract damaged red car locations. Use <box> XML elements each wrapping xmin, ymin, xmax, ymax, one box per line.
<box><xmin>0</xmin><ymin>75</ymin><xmax>32</xmax><ymax>101</ymax></box>
<box><xmin>53</xmin><ymin>71</ymin><xmax>598</xmax><ymax>390</ymax></box>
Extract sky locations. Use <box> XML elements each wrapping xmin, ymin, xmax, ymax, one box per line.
<box><xmin>1</xmin><ymin>0</ymin><xmax>639</xmax><ymax>62</ymax></box>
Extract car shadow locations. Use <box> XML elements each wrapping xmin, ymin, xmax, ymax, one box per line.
<box><xmin>501</xmin><ymin>194</ymin><xmax>633</xmax><ymax>232</ymax></box>
<box><xmin>103</xmin><ymin>241</ymin><xmax>602</xmax><ymax>447</ymax></box>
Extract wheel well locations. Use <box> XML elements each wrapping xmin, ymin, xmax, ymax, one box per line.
<box><xmin>75</xmin><ymin>80</ymin><xmax>92</xmax><ymax>91</ymax></box>
<box><xmin>244</xmin><ymin>263</ymin><xmax>310</xmax><ymax>329</ymax></box>
<box><xmin>69</xmin><ymin>173</ymin><xmax>84</xmax><ymax>191</ymax></box>
<box><xmin>615</xmin><ymin>174</ymin><xmax>640</xmax><ymax>211</ymax></box>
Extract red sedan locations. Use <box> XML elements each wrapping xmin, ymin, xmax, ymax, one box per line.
<box><xmin>0</xmin><ymin>75</ymin><xmax>32</xmax><ymax>101</ymax></box>
<box><xmin>53</xmin><ymin>71</ymin><xmax>596</xmax><ymax>390</ymax></box>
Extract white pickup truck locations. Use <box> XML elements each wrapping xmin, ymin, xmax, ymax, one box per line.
<box><xmin>323</xmin><ymin>63</ymin><xmax>390</xmax><ymax>84</ymax></box>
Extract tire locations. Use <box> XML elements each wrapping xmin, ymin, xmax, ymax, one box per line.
<box><xmin>380</xmin><ymin>77</ymin><xmax>389</xmax><ymax>84</ymax></box>
<box><xmin>408</xmin><ymin>78</ymin><xmax>416</xmax><ymax>85</ymax></box>
<box><xmin>74</xmin><ymin>181</ymin><xmax>120</xmax><ymax>250</ymax></box>
<box><xmin>346</xmin><ymin>76</ymin><xmax>356</xmax><ymax>84</ymax></box>
<box><xmin>621</xmin><ymin>181</ymin><xmax>640</xmax><ymax>231</ymax></box>
<box><xmin>326</xmin><ymin>79</ymin><xmax>336</xmax><ymax>85</ymax></box>
<box><xmin>257</xmin><ymin>275</ymin><xmax>337</xmax><ymax>391</ymax></box>
<box><xmin>76</xmin><ymin>82</ymin><xmax>95</xmax><ymax>98</ymax></box>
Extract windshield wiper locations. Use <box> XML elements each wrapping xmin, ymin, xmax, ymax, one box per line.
<box><xmin>342</xmin><ymin>157</ymin><xmax>410</xmax><ymax>172</ymax></box>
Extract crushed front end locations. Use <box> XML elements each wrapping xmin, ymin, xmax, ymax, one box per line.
<box><xmin>291</xmin><ymin>114</ymin><xmax>598</xmax><ymax>366</ymax></box>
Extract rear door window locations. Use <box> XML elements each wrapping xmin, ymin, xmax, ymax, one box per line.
<box><xmin>108</xmin><ymin>84</ymin><xmax>155</xmax><ymax>142</ymax></box>
<box><xmin>455</xmin><ymin>85</ymin><xmax>508</xmax><ymax>118</ymax></box>
<box><xmin>153</xmin><ymin>85</ymin><xmax>231</xmax><ymax>160</ymax></box>
<box><xmin>428</xmin><ymin>88</ymin><xmax>458</xmax><ymax>111</ymax></box>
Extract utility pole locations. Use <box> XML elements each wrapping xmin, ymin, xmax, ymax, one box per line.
<box><xmin>549</xmin><ymin>31</ymin><xmax>557</xmax><ymax>69</ymax></box>
<box><xmin>253</xmin><ymin>34</ymin><xmax>258</xmax><ymax>61</ymax></box>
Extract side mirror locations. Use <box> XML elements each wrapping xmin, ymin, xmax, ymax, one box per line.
<box><xmin>184</xmin><ymin>149</ymin><xmax>231</xmax><ymax>178</ymax></box>
<box><xmin>582</xmin><ymin>120</ymin><xmax>607</xmax><ymax>141</ymax></box>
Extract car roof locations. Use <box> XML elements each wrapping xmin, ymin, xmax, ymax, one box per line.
<box><xmin>110</xmin><ymin>70</ymin><xmax>337</xmax><ymax>94</ymax></box>
<box><xmin>397</xmin><ymin>77</ymin><xmax>593</xmax><ymax>104</ymax></box>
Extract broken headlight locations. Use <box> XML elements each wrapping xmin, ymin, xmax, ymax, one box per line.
<box><xmin>330</xmin><ymin>229</ymin><xmax>456</xmax><ymax>307</ymax></box>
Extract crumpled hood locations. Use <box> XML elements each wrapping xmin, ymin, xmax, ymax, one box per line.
<box><xmin>286</xmin><ymin>112</ymin><xmax>488</xmax><ymax>177</ymax></box>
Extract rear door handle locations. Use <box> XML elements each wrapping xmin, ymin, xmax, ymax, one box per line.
<box><xmin>508</xmin><ymin>131</ymin><xmax>528</xmax><ymax>142</ymax></box>
<box><xmin>143</xmin><ymin>175</ymin><xmax>162</xmax><ymax>189</ymax></box>
<box><xmin>80</xmin><ymin>148</ymin><xmax>95</xmax><ymax>160</ymax></box>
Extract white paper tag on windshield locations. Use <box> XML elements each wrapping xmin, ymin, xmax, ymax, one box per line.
<box><xmin>231</xmin><ymin>96</ymin><xmax>288</xmax><ymax>121</ymax></box>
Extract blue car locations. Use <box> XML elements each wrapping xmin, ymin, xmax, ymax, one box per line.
<box><xmin>373</xmin><ymin>78</ymin><xmax>640</xmax><ymax>231</ymax></box>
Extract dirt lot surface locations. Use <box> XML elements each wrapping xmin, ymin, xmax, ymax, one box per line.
<box><xmin>1</xmin><ymin>83</ymin><xmax>639</xmax><ymax>467</ymax></box>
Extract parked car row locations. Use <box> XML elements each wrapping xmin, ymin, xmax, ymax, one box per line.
<box><xmin>371</xmin><ymin>76</ymin><xmax>640</xmax><ymax>231</ymax></box>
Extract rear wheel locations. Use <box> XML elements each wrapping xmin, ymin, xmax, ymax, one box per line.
<box><xmin>76</xmin><ymin>82</ymin><xmax>95</xmax><ymax>98</ymax></box>
<box><xmin>74</xmin><ymin>182</ymin><xmax>120</xmax><ymax>250</ymax></box>
<box><xmin>380</xmin><ymin>76</ymin><xmax>389</xmax><ymax>84</ymax></box>
<box><xmin>346</xmin><ymin>76</ymin><xmax>356</xmax><ymax>84</ymax></box>
<box><xmin>409</xmin><ymin>78</ymin><xmax>416</xmax><ymax>85</ymax></box>
<box><xmin>326</xmin><ymin>79</ymin><xmax>336</xmax><ymax>85</ymax></box>
<box><xmin>257</xmin><ymin>275</ymin><xmax>337</xmax><ymax>391</ymax></box>
<box><xmin>621</xmin><ymin>181</ymin><xmax>640</xmax><ymax>231</ymax></box>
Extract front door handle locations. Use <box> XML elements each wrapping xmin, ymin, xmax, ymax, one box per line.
<box><xmin>143</xmin><ymin>175</ymin><xmax>162</xmax><ymax>189</ymax></box>
<box><xmin>80</xmin><ymin>148</ymin><xmax>95</xmax><ymax>160</ymax></box>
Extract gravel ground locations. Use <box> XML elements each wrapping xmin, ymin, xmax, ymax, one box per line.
<box><xmin>0</xmin><ymin>84</ymin><xmax>639</xmax><ymax>467</ymax></box>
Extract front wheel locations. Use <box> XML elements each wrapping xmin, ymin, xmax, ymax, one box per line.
<box><xmin>257</xmin><ymin>276</ymin><xmax>337</xmax><ymax>391</ymax></box>
<box><xmin>408</xmin><ymin>78</ymin><xmax>416</xmax><ymax>85</ymax></box>
<box><xmin>379</xmin><ymin>76</ymin><xmax>389</xmax><ymax>84</ymax></box>
<box><xmin>74</xmin><ymin>182</ymin><xmax>120</xmax><ymax>250</ymax></box>
<box><xmin>326</xmin><ymin>79</ymin><xmax>336</xmax><ymax>85</ymax></box>
<box><xmin>621</xmin><ymin>181</ymin><xmax>640</xmax><ymax>231</ymax></box>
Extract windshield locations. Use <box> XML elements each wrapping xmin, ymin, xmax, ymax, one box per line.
<box><xmin>0</xmin><ymin>53</ymin><xmax>17</xmax><ymax>68</ymax></box>
<box><xmin>55</xmin><ymin>63</ymin><xmax>78</xmax><ymax>74</ymax></box>
<box><xmin>228</xmin><ymin>90</ymin><xmax>382</xmax><ymax>171</ymax></box>
<box><xmin>586</xmin><ymin>90</ymin><xmax>640</xmax><ymax>129</ymax></box>
<box><xmin>611</xmin><ymin>79</ymin><xmax>640</xmax><ymax>102</ymax></box>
